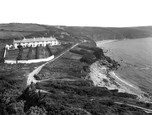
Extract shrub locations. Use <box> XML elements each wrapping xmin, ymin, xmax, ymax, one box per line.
<box><xmin>46</xmin><ymin>45</ymin><xmax>53</xmax><ymax>56</ymax></box>
<box><xmin>16</xmin><ymin>48</ymin><xmax>23</xmax><ymax>60</ymax></box>
<box><xmin>26</xmin><ymin>106</ymin><xmax>47</xmax><ymax>115</ymax></box>
<box><xmin>36</xmin><ymin>46</ymin><xmax>40</xmax><ymax>59</ymax></box>
<box><xmin>27</xmin><ymin>46</ymin><xmax>33</xmax><ymax>59</ymax></box>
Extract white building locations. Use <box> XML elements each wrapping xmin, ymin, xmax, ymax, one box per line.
<box><xmin>13</xmin><ymin>36</ymin><xmax>60</xmax><ymax>49</ymax></box>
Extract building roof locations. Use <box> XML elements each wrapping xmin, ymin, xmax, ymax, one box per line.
<box><xmin>14</xmin><ymin>36</ymin><xmax>57</xmax><ymax>43</ymax></box>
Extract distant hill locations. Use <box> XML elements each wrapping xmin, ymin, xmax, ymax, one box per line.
<box><xmin>63</xmin><ymin>26</ymin><xmax>152</xmax><ymax>41</ymax></box>
<box><xmin>0</xmin><ymin>23</ymin><xmax>152</xmax><ymax>43</ymax></box>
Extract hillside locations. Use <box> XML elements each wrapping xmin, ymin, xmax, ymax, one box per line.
<box><xmin>63</xmin><ymin>26</ymin><xmax>152</xmax><ymax>41</ymax></box>
<box><xmin>1</xmin><ymin>23</ymin><xmax>152</xmax><ymax>115</ymax></box>
<box><xmin>0</xmin><ymin>23</ymin><xmax>152</xmax><ymax>43</ymax></box>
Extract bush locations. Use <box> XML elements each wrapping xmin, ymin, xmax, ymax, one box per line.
<box><xmin>93</xmin><ymin>48</ymin><xmax>104</xmax><ymax>59</ymax></box>
<box><xmin>26</xmin><ymin>106</ymin><xmax>47</xmax><ymax>115</ymax></box>
<box><xmin>27</xmin><ymin>46</ymin><xmax>33</xmax><ymax>59</ymax></box>
<box><xmin>116</xmin><ymin>92</ymin><xmax>137</xmax><ymax>99</ymax></box>
<box><xmin>0</xmin><ymin>58</ymin><xmax>5</xmax><ymax>63</ymax></box>
<box><xmin>80</xmin><ymin>53</ymin><xmax>97</xmax><ymax>65</ymax></box>
<box><xmin>54</xmin><ymin>43</ymin><xmax>72</xmax><ymax>56</ymax></box>
<box><xmin>36</xmin><ymin>46</ymin><xmax>40</xmax><ymax>59</ymax></box>
<box><xmin>46</xmin><ymin>45</ymin><xmax>53</xmax><ymax>56</ymax></box>
<box><xmin>0</xmin><ymin>47</ymin><xmax>5</xmax><ymax>58</ymax></box>
<box><xmin>16</xmin><ymin>48</ymin><xmax>23</xmax><ymax>60</ymax></box>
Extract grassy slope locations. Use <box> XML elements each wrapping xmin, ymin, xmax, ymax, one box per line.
<box><xmin>63</xmin><ymin>26</ymin><xmax>152</xmax><ymax>41</ymax></box>
<box><xmin>0</xmin><ymin>23</ymin><xmax>152</xmax><ymax>42</ymax></box>
<box><xmin>0</xmin><ymin>23</ymin><xmax>46</xmax><ymax>40</ymax></box>
<box><xmin>1</xmin><ymin>23</ymin><xmax>152</xmax><ymax>114</ymax></box>
<box><xmin>35</xmin><ymin>49</ymin><xmax>150</xmax><ymax>115</ymax></box>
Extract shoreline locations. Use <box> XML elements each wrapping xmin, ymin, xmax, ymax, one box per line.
<box><xmin>109</xmin><ymin>71</ymin><xmax>151</xmax><ymax>102</ymax></box>
<box><xmin>109</xmin><ymin>71</ymin><xmax>141</xmax><ymax>94</ymax></box>
<box><xmin>89</xmin><ymin>61</ymin><xmax>150</xmax><ymax>102</ymax></box>
<box><xmin>96</xmin><ymin>39</ymin><xmax>117</xmax><ymax>46</ymax></box>
<box><xmin>95</xmin><ymin>39</ymin><xmax>150</xmax><ymax>102</ymax></box>
<box><xmin>110</xmin><ymin>71</ymin><xmax>138</xmax><ymax>90</ymax></box>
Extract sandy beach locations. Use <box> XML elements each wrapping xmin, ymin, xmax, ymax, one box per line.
<box><xmin>110</xmin><ymin>71</ymin><xmax>138</xmax><ymax>89</ymax></box>
<box><xmin>89</xmin><ymin>60</ymin><xmax>149</xmax><ymax>102</ymax></box>
<box><xmin>92</xmin><ymin>40</ymin><xmax>150</xmax><ymax>102</ymax></box>
<box><xmin>110</xmin><ymin>71</ymin><xmax>142</xmax><ymax>94</ymax></box>
<box><xmin>110</xmin><ymin>71</ymin><xmax>151</xmax><ymax>102</ymax></box>
<box><xmin>89</xmin><ymin>61</ymin><xmax>138</xmax><ymax>93</ymax></box>
<box><xmin>96</xmin><ymin>40</ymin><xmax>117</xmax><ymax>46</ymax></box>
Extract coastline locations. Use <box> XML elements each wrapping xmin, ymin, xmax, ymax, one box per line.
<box><xmin>89</xmin><ymin>61</ymin><xmax>141</xmax><ymax>96</ymax></box>
<box><xmin>95</xmin><ymin>39</ymin><xmax>150</xmax><ymax>102</ymax></box>
<box><xmin>110</xmin><ymin>71</ymin><xmax>138</xmax><ymax>89</ymax></box>
<box><xmin>96</xmin><ymin>39</ymin><xmax>117</xmax><ymax>46</ymax></box>
<box><xmin>109</xmin><ymin>71</ymin><xmax>151</xmax><ymax>102</ymax></box>
<box><xmin>110</xmin><ymin>71</ymin><xmax>142</xmax><ymax>95</ymax></box>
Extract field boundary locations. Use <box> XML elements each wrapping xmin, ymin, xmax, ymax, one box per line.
<box><xmin>5</xmin><ymin>55</ymin><xmax>54</xmax><ymax>64</ymax></box>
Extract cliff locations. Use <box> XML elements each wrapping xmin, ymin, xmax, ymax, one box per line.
<box><xmin>0</xmin><ymin>23</ymin><xmax>152</xmax><ymax>115</ymax></box>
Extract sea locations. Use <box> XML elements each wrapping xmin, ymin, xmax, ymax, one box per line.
<box><xmin>99</xmin><ymin>38</ymin><xmax>152</xmax><ymax>96</ymax></box>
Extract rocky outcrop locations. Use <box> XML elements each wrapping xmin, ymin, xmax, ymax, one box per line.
<box><xmin>88</xmin><ymin>61</ymin><xmax>120</xmax><ymax>90</ymax></box>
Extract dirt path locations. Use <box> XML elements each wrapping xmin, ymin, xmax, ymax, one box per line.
<box><xmin>26</xmin><ymin>41</ymin><xmax>152</xmax><ymax>113</ymax></box>
<box><xmin>114</xmin><ymin>102</ymin><xmax>152</xmax><ymax>113</ymax></box>
<box><xmin>27</xmin><ymin>43</ymin><xmax>80</xmax><ymax>86</ymax></box>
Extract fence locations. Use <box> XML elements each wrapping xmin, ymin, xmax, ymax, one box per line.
<box><xmin>5</xmin><ymin>55</ymin><xmax>54</xmax><ymax>64</ymax></box>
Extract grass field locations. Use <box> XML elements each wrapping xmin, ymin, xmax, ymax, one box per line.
<box><xmin>5</xmin><ymin>45</ymin><xmax>55</xmax><ymax>60</ymax></box>
<box><xmin>1</xmin><ymin>23</ymin><xmax>152</xmax><ymax>115</ymax></box>
<box><xmin>38</xmin><ymin>50</ymin><xmax>86</xmax><ymax>80</ymax></box>
<box><xmin>1</xmin><ymin>23</ymin><xmax>152</xmax><ymax>47</ymax></box>
<box><xmin>0</xmin><ymin>23</ymin><xmax>46</xmax><ymax>31</ymax></box>
<box><xmin>0</xmin><ymin>23</ymin><xmax>47</xmax><ymax>40</ymax></box>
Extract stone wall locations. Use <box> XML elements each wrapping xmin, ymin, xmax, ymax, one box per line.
<box><xmin>5</xmin><ymin>55</ymin><xmax>54</xmax><ymax>64</ymax></box>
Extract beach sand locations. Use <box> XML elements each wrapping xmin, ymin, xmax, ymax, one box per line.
<box><xmin>110</xmin><ymin>72</ymin><xmax>142</xmax><ymax>94</ymax></box>
<box><xmin>93</xmin><ymin>40</ymin><xmax>150</xmax><ymax>102</ymax></box>
<box><xmin>110</xmin><ymin>71</ymin><xmax>151</xmax><ymax>102</ymax></box>
<box><xmin>89</xmin><ymin>60</ymin><xmax>150</xmax><ymax>102</ymax></box>
<box><xmin>96</xmin><ymin>40</ymin><xmax>117</xmax><ymax>46</ymax></box>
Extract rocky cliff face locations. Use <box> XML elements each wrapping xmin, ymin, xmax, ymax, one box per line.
<box><xmin>88</xmin><ymin>61</ymin><xmax>124</xmax><ymax>91</ymax></box>
<box><xmin>88</xmin><ymin>61</ymin><xmax>152</xmax><ymax>102</ymax></box>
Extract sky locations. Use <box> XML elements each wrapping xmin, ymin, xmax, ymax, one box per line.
<box><xmin>0</xmin><ymin>0</ymin><xmax>152</xmax><ymax>27</ymax></box>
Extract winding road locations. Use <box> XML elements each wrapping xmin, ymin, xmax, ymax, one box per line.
<box><xmin>26</xmin><ymin>41</ymin><xmax>152</xmax><ymax>114</ymax></box>
<box><xmin>27</xmin><ymin>43</ymin><xmax>80</xmax><ymax>86</ymax></box>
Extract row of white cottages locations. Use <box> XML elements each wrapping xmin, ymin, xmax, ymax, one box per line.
<box><xmin>6</xmin><ymin>36</ymin><xmax>60</xmax><ymax>49</ymax></box>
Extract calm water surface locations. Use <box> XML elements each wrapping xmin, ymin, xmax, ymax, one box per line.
<box><xmin>100</xmin><ymin>38</ymin><xmax>152</xmax><ymax>95</ymax></box>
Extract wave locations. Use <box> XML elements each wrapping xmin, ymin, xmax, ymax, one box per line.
<box><xmin>110</xmin><ymin>71</ymin><xmax>137</xmax><ymax>89</ymax></box>
<box><xmin>88</xmin><ymin>61</ymin><xmax>151</xmax><ymax>102</ymax></box>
